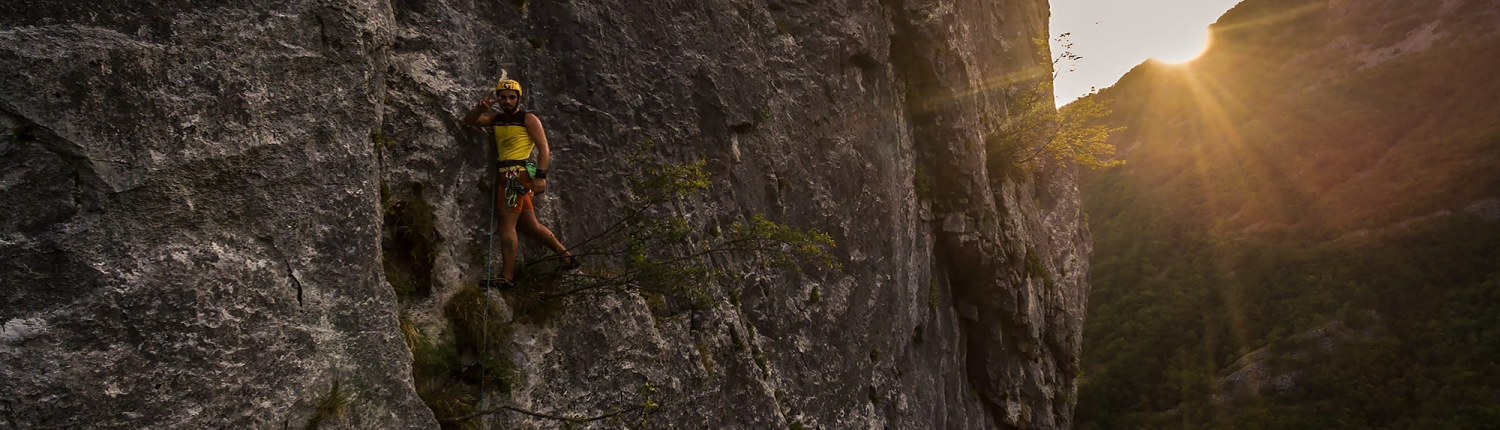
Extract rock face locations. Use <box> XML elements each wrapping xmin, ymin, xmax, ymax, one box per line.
<box><xmin>0</xmin><ymin>0</ymin><xmax>1090</xmax><ymax>429</ymax></box>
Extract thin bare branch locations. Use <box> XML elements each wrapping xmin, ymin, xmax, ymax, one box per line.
<box><xmin>440</xmin><ymin>403</ymin><xmax>647</xmax><ymax>425</ymax></box>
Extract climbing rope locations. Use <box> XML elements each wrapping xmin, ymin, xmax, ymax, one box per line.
<box><xmin>481</xmin><ymin>158</ymin><xmax>499</xmax><ymax>428</ymax></box>
<box><xmin>479</xmin><ymin>69</ymin><xmax>524</xmax><ymax>427</ymax></box>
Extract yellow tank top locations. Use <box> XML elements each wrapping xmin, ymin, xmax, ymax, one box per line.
<box><xmin>491</xmin><ymin>109</ymin><xmax>536</xmax><ymax>161</ymax></box>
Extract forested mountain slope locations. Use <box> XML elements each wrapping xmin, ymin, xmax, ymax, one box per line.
<box><xmin>1077</xmin><ymin>0</ymin><xmax>1500</xmax><ymax>428</ymax></box>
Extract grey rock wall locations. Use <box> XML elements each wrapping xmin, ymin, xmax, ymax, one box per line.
<box><xmin>0</xmin><ymin>0</ymin><xmax>1088</xmax><ymax>429</ymax></box>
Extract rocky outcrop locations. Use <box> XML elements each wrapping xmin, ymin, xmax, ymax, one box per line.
<box><xmin>1213</xmin><ymin>319</ymin><xmax>1380</xmax><ymax>404</ymax></box>
<box><xmin>1</xmin><ymin>0</ymin><xmax>1089</xmax><ymax>428</ymax></box>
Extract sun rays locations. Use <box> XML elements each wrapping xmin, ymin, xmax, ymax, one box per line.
<box><xmin>1209</xmin><ymin>0</ymin><xmax>1331</xmax><ymax>35</ymax></box>
<box><xmin>1152</xmin><ymin>29</ymin><xmax>1216</xmax><ymax>65</ymax></box>
<box><xmin>1135</xmin><ymin>44</ymin><xmax>1333</xmax><ymax>361</ymax></box>
<box><xmin>907</xmin><ymin>63</ymin><xmax>1053</xmax><ymax>115</ymax></box>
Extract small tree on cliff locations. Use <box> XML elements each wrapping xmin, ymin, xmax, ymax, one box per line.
<box><xmin>514</xmin><ymin>140</ymin><xmax>839</xmax><ymax>307</ymax></box>
<box><xmin>991</xmin><ymin>34</ymin><xmax>1124</xmax><ymax>173</ymax></box>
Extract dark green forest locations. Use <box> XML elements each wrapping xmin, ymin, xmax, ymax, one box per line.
<box><xmin>1074</xmin><ymin>0</ymin><xmax>1500</xmax><ymax>428</ymax></box>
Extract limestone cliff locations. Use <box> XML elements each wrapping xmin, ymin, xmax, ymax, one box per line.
<box><xmin>0</xmin><ymin>1</ymin><xmax>1089</xmax><ymax>428</ymax></box>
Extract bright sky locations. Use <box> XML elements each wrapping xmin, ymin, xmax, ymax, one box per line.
<box><xmin>1050</xmin><ymin>0</ymin><xmax>1245</xmax><ymax>105</ymax></box>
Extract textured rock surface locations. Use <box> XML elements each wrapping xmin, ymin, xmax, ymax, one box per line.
<box><xmin>1</xmin><ymin>0</ymin><xmax>1089</xmax><ymax>428</ymax></box>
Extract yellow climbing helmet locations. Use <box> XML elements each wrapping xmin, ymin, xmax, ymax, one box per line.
<box><xmin>495</xmin><ymin>79</ymin><xmax>523</xmax><ymax>97</ymax></box>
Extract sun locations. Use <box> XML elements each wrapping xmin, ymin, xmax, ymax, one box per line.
<box><xmin>1152</xmin><ymin>29</ymin><xmax>1214</xmax><ymax>65</ymax></box>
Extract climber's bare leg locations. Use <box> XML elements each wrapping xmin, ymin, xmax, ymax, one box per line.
<box><xmin>518</xmin><ymin>206</ymin><xmax>570</xmax><ymax>259</ymax></box>
<box><xmin>498</xmin><ymin>202</ymin><xmax>522</xmax><ymax>280</ymax></box>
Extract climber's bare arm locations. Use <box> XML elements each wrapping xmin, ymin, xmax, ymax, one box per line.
<box><xmin>525</xmin><ymin>113</ymin><xmax>550</xmax><ymax>195</ymax></box>
<box><xmin>524</xmin><ymin>113</ymin><xmax>550</xmax><ymax>170</ymax></box>
<box><xmin>463</xmin><ymin>92</ymin><xmax>498</xmax><ymax>126</ymax></box>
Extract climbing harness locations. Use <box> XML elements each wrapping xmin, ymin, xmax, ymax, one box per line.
<box><xmin>497</xmin><ymin>159</ymin><xmax>537</xmax><ymax>209</ymax></box>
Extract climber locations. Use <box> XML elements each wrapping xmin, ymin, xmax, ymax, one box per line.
<box><xmin>463</xmin><ymin>78</ymin><xmax>578</xmax><ymax>289</ymax></box>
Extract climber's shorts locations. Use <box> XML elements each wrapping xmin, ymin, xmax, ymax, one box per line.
<box><xmin>500</xmin><ymin>165</ymin><xmax>534</xmax><ymax>214</ymax></box>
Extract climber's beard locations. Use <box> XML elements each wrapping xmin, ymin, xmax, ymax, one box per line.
<box><xmin>501</xmin><ymin>101</ymin><xmax>519</xmax><ymax>113</ymax></box>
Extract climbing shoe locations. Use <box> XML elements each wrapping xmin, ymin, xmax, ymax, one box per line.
<box><xmin>483</xmin><ymin>276</ymin><xmax>516</xmax><ymax>290</ymax></box>
<box><xmin>559</xmin><ymin>256</ymin><xmax>581</xmax><ymax>272</ymax></box>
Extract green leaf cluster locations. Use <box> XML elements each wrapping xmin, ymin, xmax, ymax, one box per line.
<box><xmin>521</xmin><ymin>140</ymin><xmax>839</xmax><ymax>309</ymax></box>
<box><xmin>992</xmin><ymin>81</ymin><xmax>1124</xmax><ymax>172</ymax></box>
